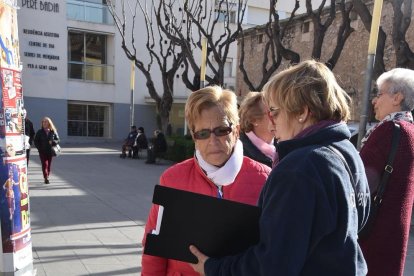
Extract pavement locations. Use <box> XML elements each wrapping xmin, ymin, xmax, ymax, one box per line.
<box><xmin>18</xmin><ymin>143</ymin><xmax>414</xmax><ymax>275</ymax></box>
<box><xmin>28</xmin><ymin>143</ymin><xmax>172</xmax><ymax>275</ymax></box>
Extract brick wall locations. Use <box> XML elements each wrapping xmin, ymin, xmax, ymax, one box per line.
<box><xmin>236</xmin><ymin>1</ymin><xmax>414</xmax><ymax>121</ymax></box>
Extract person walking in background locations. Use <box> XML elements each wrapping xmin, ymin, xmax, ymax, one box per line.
<box><xmin>239</xmin><ymin>92</ymin><xmax>276</xmax><ymax>168</ymax></box>
<box><xmin>23</xmin><ymin>109</ymin><xmax>35</xmax><ymax>165</ymax></box>
<box><xmin>358</xmin><ymin>68</ymin><xmax>414</xmax><ymax>276</ymax></box>
<box><xmin>34</xmin><ymin>117</ymin><xmax>59</xmax><ymax>184</ymax></box>
<box><xmin>190</xmin><ymin>60</ymin><xmax>370</xmax><ymax>275</ymax></box>
<box><xmin>141</xmin><ymin>86</ymin><xmax>271</xmax><ymax>274</ymax></box>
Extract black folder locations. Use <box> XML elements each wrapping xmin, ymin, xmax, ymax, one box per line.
<box><xmin>144</xmin><ymin>185</ymin><xmax>261</xmax><ymax>263</ymax></box>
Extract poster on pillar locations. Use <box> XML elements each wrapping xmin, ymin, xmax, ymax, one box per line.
<box><xmin>0</xmin><ymin>0</ymin><xmax>32</xmax><ymax>272</ymax></box>
<box><xmin>0</xmin><ymin>160</ymin><xmax>30</xmax><ymax>251</ymax></box>
<box><xmin>0</xmin><ymin>0</ymin><xmax>21</xmax><ymax>71</ymax></box>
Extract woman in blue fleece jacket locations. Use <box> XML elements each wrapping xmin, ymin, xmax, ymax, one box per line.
<box><xmin>190</xmin><ymin>60</ymin><xmax>371</xmax><ymax>276</ymax></box>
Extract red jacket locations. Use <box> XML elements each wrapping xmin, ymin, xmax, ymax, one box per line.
<box><xmin>141</xmin><ymin>157</ymin><xmax>270</xmax><ymax>275</ymax></box>
<box><xmin>359</xmin><ymin>120</ymin><xmax>414</xmax><ymax>276</ymax></box>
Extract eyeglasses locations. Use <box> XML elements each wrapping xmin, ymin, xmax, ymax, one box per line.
<box><xmin>267</xmin><ymin>107</ymin><xmax>280</xmax><ymax>125</ymax></box>
<box><xmin>374</xmin><ymin>88</ymin><xmax>389</xmax><ymax>98</ymax></box>
<box><xmin>193</xmin><ymin>124</ymin><xmax>233</xmax><ymax>140</ymax></box>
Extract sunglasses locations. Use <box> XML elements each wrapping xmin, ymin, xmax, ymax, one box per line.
<box><xmin>267</xmin><ymin>107</ymin><xmax>280</xmax><ymax>125</ymax></box>
<box><xmin>193</xmin><ymin>124</ymin><xmax>233</xmax><ymax>140</ymax></box>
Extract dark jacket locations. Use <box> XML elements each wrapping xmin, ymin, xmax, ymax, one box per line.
<box><xmin>135</xmin><ymin>133</ymin><xmax>148</xmax><ymax>149</ymax></box>
<box><xmin>34</xmin><ymin>128</ymin><xmax>60</xmax><ymax>157</ymax></box>
<box><xmin>24</xmin><ymin>118</ymin><xmax>35</xmax><ymax>145</ymax></box>
<box><xmin>124</xmin><ymin>130</ymin><xmax>138</xmax><ymax>146</ymax></box>
<box><xmin>239</xmin><ymin>132</ymin><xmax>274</xmax><ymax>168</ymax></box>
<box><xmin>153</xmin><ymin>132</ymin><xmax>167</xmax><ymax>153</ymax></box>
<box><xmin>205</xmin><ymin>123</ymin><xmax>370</xmax><ymax>276</ymax></box>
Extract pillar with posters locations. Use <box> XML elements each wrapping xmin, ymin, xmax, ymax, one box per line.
<box><xmin>0</xmin><ymin>0</ymin><xmax>33</xmax><ymax>273</ymax></box>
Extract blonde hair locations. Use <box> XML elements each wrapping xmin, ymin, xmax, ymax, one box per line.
<box><xmin>239</xmin><ymin>92</ymin><xmax>266</xmax><ymax>133</ymax></box>
<box><xmin>263</xmin><ymin>60</ymin><xmax>350</xmax><ymax>122</ymax></box>
<box><xmin>41</xmin><ymin>117</ymin><xmax>57</xmax><ymax>132</ymax></box>
<box><xmin>185</xmin><ymin>86</ymin><xmax>239</xmax><ymax>132</ymax></box>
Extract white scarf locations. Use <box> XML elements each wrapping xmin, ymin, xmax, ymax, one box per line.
<box><xmin>361</xmin><ymin>111</ymin><xmax>413</xmax><ymax>148</ymax></box>
<box><xmin>195</xmin><ymin>139</ymin><xmax>244</xmax><ymax>186</ymax></box>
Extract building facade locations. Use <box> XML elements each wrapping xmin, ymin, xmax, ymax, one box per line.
<box><xmin>236</xmin><ymin>0</ymin><xmax>414</xmax><ymax>122</ymax></box>
<box><xmin>17</xmin><ymin>0</ymin><xmax>272</xmax><ymax>142</ymax></box>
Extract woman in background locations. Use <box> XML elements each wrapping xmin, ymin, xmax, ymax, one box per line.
<box><xmin>34</xmin><ymin>117</ymin><xmax>59</xmax><ymax>184</ymax></box>
<box><xmin>359</xmin><ymin>68</ymin><xmax>414</xmax><ymax>276</ymax></box>
<box><xmin>239</xmin><ymin>92</ymin><xmax>276</xmax><ymax>168</ymax></box>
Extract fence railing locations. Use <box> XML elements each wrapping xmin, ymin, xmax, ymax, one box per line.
<box><xmin>68</xmin><ymin>62</ymin><xmax>114</xmax><ymax>83</ymax></box>
<box><xmin>67</xmin><ymin>0</ymin><xmax>114</xmax><ymax>25</ymax></box>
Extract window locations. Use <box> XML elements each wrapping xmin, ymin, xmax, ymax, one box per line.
<box><xmin>224</xmin><ymin>60</ymin><xmax>232</xmax><ymax>77</ymax></box>
<box><xmin>215</xmin><ymin>0</ymin><xmax>237</xmax><ymax>24</ymax></box>
<box><xmin>67</xmin><ymin>0</ymin><xmax>113</xmax><ymax>25</ymax></box>
<box><xmin>68</xmin><ymin>103</ymin><xmax>111</xmax><ymax>137</ymax></box>
<box><xmin>350</xmin><ymin>10</ymin><xmax>358</xmax><ymax>21</ymax></box>
<box><xmin>68</xmin><ymin>31</ymin><xmax>114</xmax><ymax>83</ymax></box>
<box><xmin>302</xmin><ymin>22</ymin><xmax>310</xmax><ymax>33</ymax></box>
<box><xmin>258</xmin><ymin>34</ymin><xmax>263</xmax><ymax>44</ymax></box>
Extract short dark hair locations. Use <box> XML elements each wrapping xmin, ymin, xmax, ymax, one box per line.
<box><xmin>138</xmin><ymin>127</ymin><xmax>144</xmax><ymax>132</ymax></box>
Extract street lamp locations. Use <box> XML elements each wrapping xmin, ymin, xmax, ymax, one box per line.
<box><xmin>130</xmin><ymin>60</ymin><xmax>135</xmax><ymax>127</ymax></box>
<box><xmin>184</xmin><ymin>37</ymin><xmax>208</xmax><ymax>136</ymax></box>
<box><xmin>357</xmin><ymin>0</ymin><xmax>384</xmax><ymax>150</ymax></box>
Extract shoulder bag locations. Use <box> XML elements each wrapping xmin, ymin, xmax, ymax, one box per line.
<box><xmin>52</xmin><ymin>144</ymin><xmax>62</xmax><ymax>156</ymax></box>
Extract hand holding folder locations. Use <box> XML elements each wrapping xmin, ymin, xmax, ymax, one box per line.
<box><xmin>144</xmin><ymin>185</ymin><xmax>261</xmax><ymax>263</ymax></box>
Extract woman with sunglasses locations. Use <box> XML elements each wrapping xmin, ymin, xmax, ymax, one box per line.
<box><xmin>239</xmin><ymin>92</ymin><xmax>276</xmax><ymax>168</ymax></box>
<box><xmin>190</xmin><ymin>60</ymin><xmax>370</xmax><ymax>275</ymax></box>
<box><xmin>141</xmin><ymin>86</ymin><xmax>271</xmax><ymax>275</ymax></box>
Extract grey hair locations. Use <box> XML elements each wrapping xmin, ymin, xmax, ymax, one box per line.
<box><xmin>377</xmin><ymin>68</ymin><xmax>414</xmax><ymax>111</ymax></box>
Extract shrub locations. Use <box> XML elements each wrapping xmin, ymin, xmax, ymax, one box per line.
<box><xmin>165</xmin><ymin>135</ymin><xmax>195</xmax><ymax>162</ymax></box>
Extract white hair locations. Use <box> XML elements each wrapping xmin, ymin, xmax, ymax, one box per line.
<box><xmin>377</xmin><ymin>68</ymin><xmax>414</xmax><ymax>111</ymax></box>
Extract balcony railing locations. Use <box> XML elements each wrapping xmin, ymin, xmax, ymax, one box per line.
<box><xmin>67</xmin><ymin>0</ymin><xmax>114</xmax><ymax>25</ymax></box>
<box><xmin>68</xmin><ymin>62</ymin><xmax>114</xmax><ymax>83</ymax></box>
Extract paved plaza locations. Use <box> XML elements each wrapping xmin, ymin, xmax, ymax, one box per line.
<box><xmin>23</xmin><ymin>143</ymin><xmax>414</xmax><ymax>275</ymax></box>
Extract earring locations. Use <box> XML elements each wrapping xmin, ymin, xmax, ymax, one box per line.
<box><xmin>299</xmin><ymin>118</ymin><xmax>303</xmax><ymax>122</ymax></box>
<box><xmin>254</xmin><ymin>123</ymin><xmax>259</xmax><ymax>126</ymax></box>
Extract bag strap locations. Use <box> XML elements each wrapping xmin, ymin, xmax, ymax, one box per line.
<box><xmin>372</xmin><ymin>122</ymin><xmax>401</xmax><ymax>206</ymax></box>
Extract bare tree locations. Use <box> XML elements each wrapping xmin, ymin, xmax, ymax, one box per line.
<box><xmin>352</xmin><ymin>0</ymin><xmax>414</xmax><ymax>72</ymax></box>
<box><xmin>239</xmin><ymin>0</ymin><xmax>300</xmax><ymax>92</ymax></box>
<box><xmin>106</xmin><ymin>0</ymin><xmax>183</xmax><ymax>132</ymax></box>
<box><xmin>306</xmin><ymin>0</ymin><xmax>336</xmax><ymax>59</ymax></box>
<box><xmin>390</xmin><ymin>0</ymin><xmax>414</xmax><ymax>68</ymax></box>
<box><xmin>238</xmin><ymin>0</ymin><xmax>355</xmax><ymax>92</ymax></box>
<box><xmin>304</xmin><ymin>0</ymin><xmax>356</xmax><ymax>69</ymax></box>
<box><xmin>155</xmin><ymin>0</ymin><xmax>247</xmax><ymax>91</ymax></box>
<box><xmin>351</xmin><ymin>0</ymin><xmax>386</xmax><ymax>78</ymax></box>
<box><xmin>325</xmin><ymin>0</ymin><xmax>355</xmax><ymax>69</ymax></box>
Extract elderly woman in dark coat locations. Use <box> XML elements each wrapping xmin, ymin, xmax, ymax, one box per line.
<box><xmin>359</xmin><ymin>68</ymin><xmax>414</xmax><ymax>276</ymax></box>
